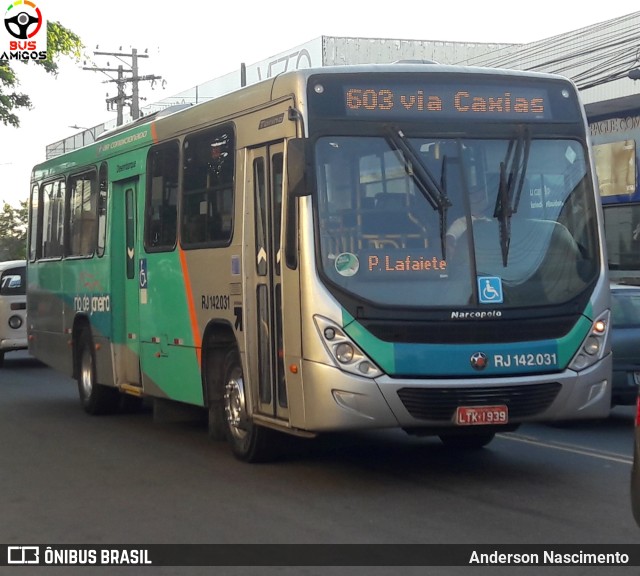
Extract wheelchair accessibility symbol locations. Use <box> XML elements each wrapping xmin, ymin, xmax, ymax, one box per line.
<box><xmin>478</xmin><ymin>276</ymin><xmax>503</xmax><ymax>304</ymax></box>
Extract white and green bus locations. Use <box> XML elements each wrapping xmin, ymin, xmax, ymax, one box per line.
<box><xmin>27</xmin><ymin>64</ymin><xmax>612</xmax><ymax>461</ymax></box>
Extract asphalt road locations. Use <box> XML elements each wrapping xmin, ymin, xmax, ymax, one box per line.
<box><xmin>0</xmin><ymin>351</ymin><xmax>637</xmax><ymax>576</ymax></box>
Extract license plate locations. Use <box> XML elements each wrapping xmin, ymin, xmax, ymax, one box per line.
<box><xmin>455</xmin><ymin>405</ymin><xmax>508</xmax><ymax>425</ymax></box>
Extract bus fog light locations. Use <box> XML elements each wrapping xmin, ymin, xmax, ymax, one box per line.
<box><xmin>324</xmin><ymin>327</ymin><xmax>336</xmax><ymax>340</ymax></box>
<box><xmin>572</xmin><ymin>354</ymin><xmax>589</xmax><ymax>370</ymax></box>
<box><xmin>8</xmin><ymin>315</ymin><xmax>22</xmax><ymax>329</ymax></box>
<box><xmin>335</xmin><ymin>343</ymin><xmax>354</xmax><ymax>363</ymax></box>
<box><xmin>358</xmin><ymin>361</ymin><xmax>373</xmax><ymax>374</ymax></box>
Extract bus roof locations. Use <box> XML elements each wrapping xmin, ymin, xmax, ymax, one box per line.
<box><xmin>0</xmin><ymin>260</ymin><xmax>26</xmax><ymax>271</ymax></box>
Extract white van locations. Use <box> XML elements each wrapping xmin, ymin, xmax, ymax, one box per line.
<box><xmin>0</xmin><ymin>260</ymin><xmax>27</xmax><ymax>367</ymax></box>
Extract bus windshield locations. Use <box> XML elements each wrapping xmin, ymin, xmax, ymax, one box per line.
<box><xmin>315</xmin><ymin>134</ymin><xmax>599</xmax><ymax>308</ymax></box>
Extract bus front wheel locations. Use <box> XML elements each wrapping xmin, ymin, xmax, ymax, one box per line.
<box><xmin>77</xmin><ymin>331</ymin><xmax>119</xmax><ymax>415</ymax></box>
<box><xmin>222</xmin><ymin>349</ymin><xmax>274</xmax><ymax>462</ymax></box>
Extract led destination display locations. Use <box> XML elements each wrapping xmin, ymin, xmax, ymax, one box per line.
<box><xmin>307</xmin><ymin>73</ymin><xmax>582</xmax><ymax>124</ymax></box>
<box><xmin>344</xmin><ymin>85</ymin><xmax>551</xmax><ymax>120</ymax></box>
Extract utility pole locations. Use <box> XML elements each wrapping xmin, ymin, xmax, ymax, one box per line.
<box><xmin>83</xmin><ymin>47</ymin><xmax>163</xmax><ymax>126</ymax></box>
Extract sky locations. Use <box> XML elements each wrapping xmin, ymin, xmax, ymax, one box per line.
<box><xmin>1</xmin><ymin>1</ymin><xmax>639</xmax><ymax>207</ymax></box>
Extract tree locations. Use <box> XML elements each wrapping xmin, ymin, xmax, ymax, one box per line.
<box><xmin>0</xmin><ymin>199</ymin><xmax>28</xmax><ymax>260</ymax></box>
<box><xmin>1</xmin><ymin>21</ymin><xmax>83</xmax><ymax>127</ymax></box>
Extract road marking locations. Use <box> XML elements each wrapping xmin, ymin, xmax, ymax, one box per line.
<box><xmin>497</xmin><ymin>432</ymin><xmax>633</xmax><ymax>465</ymax></box>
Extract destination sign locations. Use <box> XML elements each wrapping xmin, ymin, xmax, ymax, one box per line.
<box><xmin>344</xmin><ymin>84</ymin><xmax>551</xmax><ymax>120</ymax></box>
<box><xmin>306</xmin><ymin>73</ymin><xmax>583</xmax><ymax>125</ymax></box>
<box><xmin>332</xmin><ymin>250</ymin><xmax>449</xmax><ymax>279</ymax></box>
<box><xmin>367</xmin><ymin>253</ymin><xmax>447</xmax><ymax>273</ymax></box>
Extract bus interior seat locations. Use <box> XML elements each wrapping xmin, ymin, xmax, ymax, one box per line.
<box><xmin>73</xmin><ymin>211</ymin><xmax>97</xmax><ymax>256</ymax></box>
<box><xmin>184</xmin><ymin>214</ymin><xmax>207</xmax><ymax>243</ymax></box>
<box><xmin>360</xmin><ymin>196</ymin><xmax>428</xmax><ymax>248</ymax></box>
<box><xmin>360</xmin><ymin>197</ymin><xmax>375</xmax><ymax>209</ymax></box>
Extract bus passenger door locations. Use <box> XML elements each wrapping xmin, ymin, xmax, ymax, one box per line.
<box><xmin>248</xmin><ymin>143</ymin><xmax>289</xmax><ymax>421</ymax></box>
<box><xmin>112</xmin><ymin>178</ymin><xmax>142</xmax><ymax>388</ymax></box>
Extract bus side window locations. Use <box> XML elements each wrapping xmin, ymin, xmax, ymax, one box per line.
<box><xmin>40</xmin><ymin>180</ymin><xmax>65</xmax><ymax>259</ymax></box>
<box><xmin>181</xmin><ymin>126</ymin><xmax>234</xmax><ymax>248</ymax></box>
<box><xmin>68</xmin><ymin>171</ymin><xmax>98</xmax><ymax>257</ymax></box>
<box><xmin>146</xmin><ymin>141</ymin><xmax>179</xmax><ymax>251</ymax></box>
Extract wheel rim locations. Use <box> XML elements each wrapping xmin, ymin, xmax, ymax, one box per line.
<box><xmin>224</xmin><ymin>365</ymin><xmax>248</xmax><ymax>442</ymax></box>
<box><xmin>79</xmin><ymin>346</ymin><xmax>94</xmax><ymax>399</ymax></box>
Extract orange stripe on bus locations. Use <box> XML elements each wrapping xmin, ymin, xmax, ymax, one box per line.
<box><xmin>179</xmin><ymin>247</ymin><xmax>202</xmax><ymax>366</ymax></box>
<box><xmin>151</xmin><ymin>123</ymin><xmax>158</xmax><ymax>143</ymax></box>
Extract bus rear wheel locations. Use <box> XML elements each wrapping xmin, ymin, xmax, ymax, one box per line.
<box><xmin>222</xmin><ymin>349</ymin><xmax>274</xmax><ymax>462</ymax></box>
<box><xmin>77</xmin><ymin>330</ymin><xmax>119</xmax><ymax>415</ymax></box>
<box><xmin>438</xmin><ymin>431</ymin><xmax>495</xmax><ymax>450</ymax></box>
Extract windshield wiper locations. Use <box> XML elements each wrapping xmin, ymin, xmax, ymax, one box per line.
<box><xmin>493</xmin><ymin>128</ymin><xmax>531</xmax><ymax>266</ymax></box>
<box><xmin>386</xmin><ymin>127</ymin><xmax>452</xmax><ymax>259</ymax></box>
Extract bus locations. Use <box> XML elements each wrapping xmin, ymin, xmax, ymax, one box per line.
<box><xmin>589</xmin><ymin>112</ymin><xmax>640</xmax><ymax>283</ymax></box>
<box><xmin>0</xmin><ymin>259</ymin><xmax>27</xmax><ymax>367</ymax></box>
<box><xmin>27</xmin><ymin>63</ymin><xmax>612</xmax><ymax>462</ymax></box>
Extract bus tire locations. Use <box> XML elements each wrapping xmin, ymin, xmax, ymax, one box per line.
<box><xmin>77</xmin><ymin>330</ymin><xmax>119</xmax><ymax>415</ymax></box>
<box><xmin>438</xmin><ymin>432</ymin><xmax>495</xmax><ymax>450</ymax></box>
<box><xmin>0</xmin><ymin>351</ymin><xmax>4</xmax><ymax>368</ymax></box>
<box><xmin>222</xmin><ymin>348</ymin><xmax>274</xmax><ymax>462</ymax></box>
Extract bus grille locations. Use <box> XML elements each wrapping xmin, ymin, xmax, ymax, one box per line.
<box><xmin>362</xmin><ymin>315</ymin><xmax>579</xmax><ymax>344</ymax></box>
<box><xmin>397</xmin><ymin>382</ymin><xmax>562</xmax><ymax>421</ymax></box>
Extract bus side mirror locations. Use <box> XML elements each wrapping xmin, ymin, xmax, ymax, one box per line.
<box><xmin>284</xmin><ymin>138</ymin><xmax>311</xmax><ymax>270</ymax></box>
<box><xmin>287</xmin><ymin>138</ymin><xmax>311</xmax><ymax>197</ymax></box>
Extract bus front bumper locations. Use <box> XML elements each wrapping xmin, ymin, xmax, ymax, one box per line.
<box><xmin>296</xmin><ymin>355</ymin><xmax>612</xmax><ymax>433</ymax></box>
<box><xmin>0</xmin><ymin>337</ymin><xmax>28</xmax><ymax>352</ymax></box>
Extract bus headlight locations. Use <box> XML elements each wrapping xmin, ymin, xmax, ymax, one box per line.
<box><xmin>335</xmin><ymin>343</ymin><xmax>355</xmax><ymax>363</ymax></box>
<box><xmin>8</xmin><ymin>315</ymin><xmax>23</xmax><ymax>330</ymax></box>
<box><xmin>584</xmin><ymin>336</ymin><xmax>600</xmax><ymax>356</ymax></box>
<box><xmin>314</xmin><ymin>315</ymin><xmax>383</xmax><ymax>379</ymax></box>
<box><xmin>569</xmin><ymin>311</ymin><xmax>609</xmax><ymax>372</ymax></box>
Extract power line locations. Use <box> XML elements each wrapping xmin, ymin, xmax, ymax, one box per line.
<box><xmin>83</xmin><ymin>47</ymin><xmax>163</xmax><ymax>126</ymax></box>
